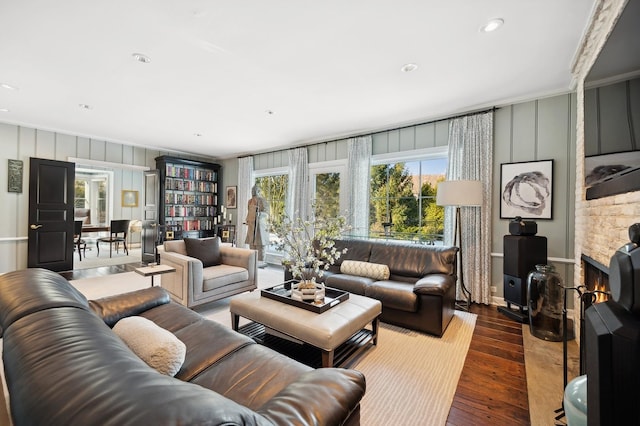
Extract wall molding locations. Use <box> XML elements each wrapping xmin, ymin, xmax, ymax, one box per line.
<box><xmin>491</xmin><ymin>252</ymin><xmax>575</xmax><ymax>265</ymax></box>
<box><xmin>68</xmin><ymin>157</ymin><xmax>150</xmax><ymax>172</ymax></box>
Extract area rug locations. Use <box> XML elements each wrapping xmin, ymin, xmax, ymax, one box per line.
<box><xmin>73</xmin><ymin>247</ymin><xmax>142</xmax><ymax>270</ymax></box>
<box><xmin>70</xmin><ymin>270</ymin><xmax>476</xmax><ymax>425</ymax></box>
<box><xmin>70</xmin><ymin>270</ymin><xmax>152</xmax><ymax>299</ymax></box>
<box><xmin>523</xmin><ymin>324</ymin><xmax>580</xmax><ymax>426</ymax></box>
<box><xmin>354</xmin><ymin>313</ymin><xmax>476</xmax><ymax>426</ymax></box>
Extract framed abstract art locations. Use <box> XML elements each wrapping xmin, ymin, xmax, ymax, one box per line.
<box><xmin>500</xmin><ymin>159</ymin><xmax>553</xmax><ymax>219</ymax></box>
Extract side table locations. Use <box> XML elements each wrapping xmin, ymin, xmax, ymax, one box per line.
<box><xmin>134</xmin><ymin>264</ymin><xmax>176</xmax><ymax>287</ymax></box>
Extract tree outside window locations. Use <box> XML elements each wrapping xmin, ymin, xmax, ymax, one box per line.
<box><xmin>313</xmin><ymin>172</ymin><xmax>340</xmax><ymax>219</ymax></box>
<box><xmin>255</xmin><ymin>174</ymin><xmax>288</xmax><ymax>248</ymax></box>
<box><xmin>75</xmin><ymin>180</ymin><xmax>88</xmax><ymax>208</ymax></box>
<box><xmin>369</xmin><ymin>158</ymin><xmax>446</xmax><ymax>244</ymax></box>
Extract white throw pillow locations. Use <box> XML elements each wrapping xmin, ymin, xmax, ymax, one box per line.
<box><xmin>340</xmin><ymin>260</ymin><xmax>390</xmax><ymax>280</ymax></box>
<box><xmin>113</xmin><ymin>316</ymin><xmax>186</xmax><ymax>377</ymax></box>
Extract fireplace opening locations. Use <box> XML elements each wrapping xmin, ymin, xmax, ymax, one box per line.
<box><xmin>581</xmin><ymin>254</ymin><xmax>611</xmax><ymax>307</ymax></box>
<box><xmin>580</xmin><ymin>255</ymin><xmax>612</xmax><ymax>375</ymax></box>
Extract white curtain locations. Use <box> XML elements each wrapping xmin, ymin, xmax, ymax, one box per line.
<box><xmin>445</xmin><ymin>112</ymin><xmax>493</xmax><ymax>304</ymax></box>
<box><xmin>236</xmin><ymin>156</ymin><xmax>253</xmax><ymax>248</ymax></box>
<box><xmin>287</xmin><ymin>148</ymin><xmax>309</xmax><ymax>221</ymax></box>
<box><xmin>347</xmin><ymin>136</ymin><xmax>371</xmax><ymax>236</ymax></box>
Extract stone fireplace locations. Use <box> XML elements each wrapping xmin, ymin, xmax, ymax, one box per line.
<box><xmin>572</xmin><ymin>0</ymin><xmax>640</xmax><ymax>344</ymax></box>
<box><xmin>562</xmin><ymin>2</ymin><xmax>640</xmax><ymax>420</ymax></box>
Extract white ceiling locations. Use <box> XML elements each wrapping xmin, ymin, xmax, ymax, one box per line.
<box><xmin>0</xmin><ymin>1</ymin><xmax>596</xmax><ymax>159</ymax></box>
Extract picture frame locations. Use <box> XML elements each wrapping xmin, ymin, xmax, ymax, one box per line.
<box><xmin>226</xmin><ymin>186</ymin><xmax>237</xmax><ymax>208</ymax></box>
<box><xmin>7</xmin><ymin>159</ymin><xmax>23</xmax><ymax>193</ymax></box>
<box><xmin>500</xmin><ymin>159</ymin><xmax>553</xmax><ymax>219</ymax></box>
<box><xmin>121</xmin><ymin>190</ymin><xmax>139</xmax><ymax>207</ymax></box>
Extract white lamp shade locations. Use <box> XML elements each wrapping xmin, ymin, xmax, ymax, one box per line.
<box><xmin>436</xmin><ymin>180</ymin><xmax>483</xmax><ymax>207</ymax></box>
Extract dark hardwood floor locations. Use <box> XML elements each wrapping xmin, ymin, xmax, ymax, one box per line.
<box><xmin>447</xmin><ymin>303</ymin><xmax>530</xmax><ymax>425</ymax></box>
<box><xmin>60</xmin><ymin>266</ymin><xmax>531</xmax><ymax>424</ymax></box>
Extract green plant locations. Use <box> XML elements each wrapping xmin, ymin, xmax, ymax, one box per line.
<box><xmin>271</xmin><ymin>213</ymin><xmax>349</xmax><ymax>283</ymax></box>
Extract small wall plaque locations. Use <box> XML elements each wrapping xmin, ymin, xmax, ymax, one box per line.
<box><xmin>122</xmin><ymin>190</ymin><xmax>139</xmax><ymax>207</ymax></box>
<box><xmin>8</xmin><ymin>159</ymin><xmax>23</xmax><ymax>193</ymax></box>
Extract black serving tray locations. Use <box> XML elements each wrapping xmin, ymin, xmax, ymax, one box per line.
<box><xmin>261</xmin><ymin>281</ymin><xmax>350</xmax><ymax>313</ymax></box>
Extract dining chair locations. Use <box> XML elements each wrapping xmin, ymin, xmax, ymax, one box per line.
<box><xmin>96</xmin><ymin>219</ymin><xmax>130</xmax><ymax>257</ymax></box>
<box><xmin>74</xmin><ymin>220</ymin><xmax>87</xmax><ymax>261</ymax></box>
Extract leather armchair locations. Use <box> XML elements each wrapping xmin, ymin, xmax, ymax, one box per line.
<box><xmin>158</xmin><ymin>238</ymin><xmax>258</xmax><ymax>307</ymax></box>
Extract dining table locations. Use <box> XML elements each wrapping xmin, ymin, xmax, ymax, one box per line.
<box><xmin>81</xmin><ymin>224</ymin><xmax>110</xmax><ymax>233</ymax></box>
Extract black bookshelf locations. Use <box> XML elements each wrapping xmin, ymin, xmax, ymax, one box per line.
<box><xmin>156</xmin><ymin>156</ymin><xmax>221</xmax><ymax>239</ymax></box>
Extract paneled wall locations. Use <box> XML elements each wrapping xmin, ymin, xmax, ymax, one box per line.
<box><xmin>2</xmin><ymin>93</ymin><xmax>579</xmax><ymax>293</ymax></box>
<box><xmin>372</xmin><ymin>120</ymin><xmax>449</xmax><ymax>154</ymax></box>
<box><xmin>252</xmin><ymin>150</ymin><xmax>289</xmax><ymax>170</ymax></box>
<box><xmin>492</xmin><ymin>94</ymin><xmax>577</xmax><ymax>301</ymax></box>
<box><xmin>585</xmin><ymin>77</ymin><xmax>640</xmax><ymax>156</ymax></box>
<box><xmin>0</xmin><ymin>122</ymin><xmax>214</xmax><ymax>274</ymax></box>
<box><xmin>249</xmin><ymin>119</ymin><xmax>451</xmax><ymax>172</ymax></box>
<box><xmin>241</xmin><ymin>94</ymin><xmax>577</xmax><ymax>303</ymax></box>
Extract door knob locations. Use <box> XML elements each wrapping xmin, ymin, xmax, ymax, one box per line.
<box><xmin>30</xmin><ymin>224</ymin><xmax>43</xmax><ymax>230</ymax></box>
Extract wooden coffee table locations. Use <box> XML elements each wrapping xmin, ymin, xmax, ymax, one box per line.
<box><xmin>230</xmin><ymin>289</ymin><xmax>381</xmax><ymax>368</ymax></box>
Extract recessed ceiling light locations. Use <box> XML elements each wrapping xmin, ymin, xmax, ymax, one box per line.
<box><xmin>132</xmin><ymin>53</ymin><xmax>151</xmax><ymax>63</ymax></box>
<box><xmin>265</xmin><ymin>110</ymin><xmax>274</xmax><ymax>115</ymax></box>
<box><xmin>401</xmin><ymin>63</ymin><xmax>419</xmax><ymax>73</ymax></box>
<box><xmin>0</xmin><ymin>108</ymin><xmax>9</xmax><ymax>113</ymax></box>
<box><xmin>0</xmin><ymin>83</ymin><xmax>18</xmax><ymax>91</ymax></box>
<box><xmin>193</xmin><ymin>133</ymin><xmax>202</xmax><ymax>137</ymax></box>
<box><xmin>481</xmin><ymin>18</ymin><xmax>504</xmax><ymax>33</ymax></box>
<box><xmin>79</xmin><ymin>103</ymin><xmax>92</xmax><ymax>110</ymax></box>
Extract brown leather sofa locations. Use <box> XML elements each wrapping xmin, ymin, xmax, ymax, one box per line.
<box><xmin>0</xmin><ymin>268</ymin><xmax>365</xmax><ymax>425</ymax></box>
<box><xmin>318</xmin><ymin>239</ymin><xmax>459</xmax><ymax>337</ymax></box>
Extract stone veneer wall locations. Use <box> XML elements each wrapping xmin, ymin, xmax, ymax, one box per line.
<box><xmin>572</xmin><ymin>0</ymin><xmax>636</xmax><ymax>341</ymax></box>
<box><xmin>581</xmin><ymin>192</ymin><xmax>640</xmax><ymax>265</ymax></box>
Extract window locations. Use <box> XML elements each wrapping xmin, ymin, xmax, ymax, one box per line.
<box><xmin>369</xmin><ymin>156</ymin><xmax>447</xmax><ymax>244</ymax></box>
<box><xmin>75</xmin><ymin>169</ymin><xmax>110</xmax><ymax>225</ymax></box>
<box><xmin>255</xmin><ymin>173</ymin><xmax>288</xmax><ymax>251</ymax></box>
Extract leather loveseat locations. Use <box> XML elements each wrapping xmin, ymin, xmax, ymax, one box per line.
<box><xmin>318</xmin><ymin>239</ymin><xmax>459</xmax><ymax>337</ymax></box>
<box><xmin>0</xmin><ymin>268</ymin><xmax>365</xmax><ymax>425</ymax></box>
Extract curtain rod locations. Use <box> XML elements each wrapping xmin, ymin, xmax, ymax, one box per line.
<box><xmin>238</xmin><ymin>106</ymin><xmax>497</xmax><ymax>158</ymax></box>
<box><xmin>367</xmin><ymin>106</ymin><xmax>497</xmax><ymax>137</ymax></box>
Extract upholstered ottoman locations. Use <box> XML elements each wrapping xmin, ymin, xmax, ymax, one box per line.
<box><xmin>230</xmin><ymin>290</ymin><xmax>382</xmax><ymax>367</ymax></box>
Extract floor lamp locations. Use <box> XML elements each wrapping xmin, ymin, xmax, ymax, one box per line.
<box><xmin>436</xmin><ymin>180</ymin><xmax>483</xmax><ymax>311</ymax></box>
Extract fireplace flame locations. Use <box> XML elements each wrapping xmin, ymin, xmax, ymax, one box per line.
<box><xmin>593</xmin><ymin>278</ymin><xmax>610</xmax><ymax>303</ymax></box>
